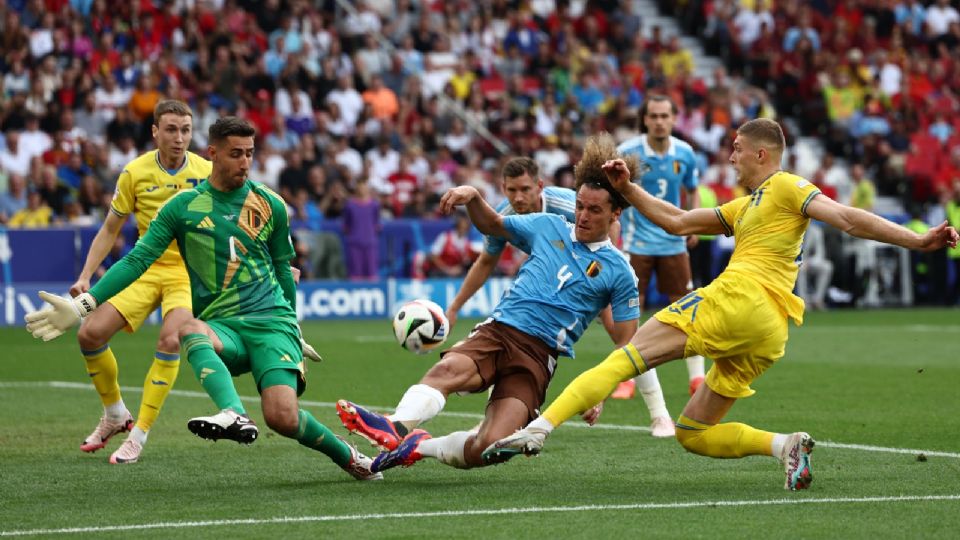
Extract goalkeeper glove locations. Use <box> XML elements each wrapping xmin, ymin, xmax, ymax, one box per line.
<box><xmin>298</xmin><ymin>326</ymin><xmax>323</xmax><ymax>362</ymax></box>
<box><xmin>24</xmin><ymin>291</ymin><xmax>98</xmax><ymax>342</ymax></box>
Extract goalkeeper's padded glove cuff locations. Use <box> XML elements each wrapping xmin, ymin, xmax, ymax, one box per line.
<box><xmin>73</xmin><ymin>292</ymin><xmax>98</xmax><ymax>319</ymax></box>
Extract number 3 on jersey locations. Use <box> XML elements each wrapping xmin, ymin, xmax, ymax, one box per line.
<box><xmin>667</xmin><ymin>290</ymin><xmax>703</xmax><ymax>322</ymax></box>
<box><xmin>654</xmin><ymin>178</ymin><xmax>668</xmax><ymax>198</ymax></box>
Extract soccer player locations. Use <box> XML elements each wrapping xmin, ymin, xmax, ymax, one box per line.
<box><xmin>443</xmin><ymin>157</ymin><xmax>578</xmax><ymax>330</ymax></box>
<box><xmin>26</xmin><ymin>117</ymin><xmax>381</xmax><ymax>481</ymax></box>
<box><xmin>67</xmin><ymin>100</ymin><xmax>210</xmax><ymax>464</ymax></box>
<box><xmin>485</xmin><ymin>119</ymin><xmax>958</xmax><ymax>490</ymax></box>
<box><xmin>452</xmin><ymin>156</ymin><xmax>677</xmax><ymax>436</ymax></box>
<box><xmin>610</xmin><ymin>96</ymin><xmax>706</xmax><ymax>441</ymax></box>
<box><xmin>340</xmin><ymin>135</ymin><xmax>641</xmax><ymax>472</ymax></box>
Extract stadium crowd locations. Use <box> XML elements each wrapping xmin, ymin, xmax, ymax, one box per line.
<box><xmin>0</xmin><ymin>0</ymin><xmax>957</xmax><ymax>301</ymax></box>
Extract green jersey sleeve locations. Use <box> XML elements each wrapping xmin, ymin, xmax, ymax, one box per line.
<box><xmin>89</xmin><ymin>193</ymin><xmax>182</xmax><ymax>304</ymax></box>
<box><xmin>266</xmin><ymin>189</ymin><xmax>297</xmax><ymax>310</ymax></box>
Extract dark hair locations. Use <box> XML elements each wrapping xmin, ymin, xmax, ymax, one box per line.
<box><xmin>153</xmin><ymin>100</ymin><xmax>193</xmax><ymax>125</ymax></box>
<box><xmin>208</xmin><ymin>116</ymin><xmax>256</xmax><ymax>145</ymax></box>
<box><xmin>501</xmin><ymin>156</ymin><xmax>539</xmax><ymax>180</ymax></box>
<box><xmin>573</xmin><ymin>132</ymin><xmax>639</xmax><ymax>210</ymax></box>
<box><xmin>638</xmin><ymin>95</ymin><xmax>678</xmax><ymax>131</ymax></box>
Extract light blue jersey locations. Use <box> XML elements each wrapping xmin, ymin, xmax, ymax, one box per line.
<box><xmin>484</xmin><ymin>186</ymin><xmax>576</xmax><ymax>255</ymax></box>
<box><xmin>617</xmin><ymin>135</ymin><xmax>699</xmax><ymax>256</ymax></box>
<box><xmin>491</xmin><ymin>213</ymin><xmax>640</xmax><ymax>357</ymax></box>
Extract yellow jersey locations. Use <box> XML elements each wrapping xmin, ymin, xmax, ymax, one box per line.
<box><xmin>714</xmin><ymin>171</ymin><xmax>821</xmax><ymax>325</ymax></box>
<box><xmin>111</xmin><ymin>150</ymin><xmax>212</xmax><ymax>266</ymax></box>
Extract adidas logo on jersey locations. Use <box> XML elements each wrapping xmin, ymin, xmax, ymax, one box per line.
<box><xmin>197</xmin><ymin>216</ymin><xmax>215</xmax><ymax>229</ymax></box>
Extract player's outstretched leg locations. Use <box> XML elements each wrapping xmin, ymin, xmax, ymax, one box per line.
<box><xmin>187</xmin><ymin>409</ymin><xmax>259</xmax><ymax>444</ymax></box>
<box><xmin>371</xmin><ymin>429</ymin><xmax>432</xmax><ymax>472</ymax></box>
<box><xmin>780</xmin><ymin>432</ymin><xmax>815</xmax><ymax>491</ymax></box>
<box><xmin>336</xmin><ymin>399</ymin><xmax>403</xmax><ymax>451</ymax></box>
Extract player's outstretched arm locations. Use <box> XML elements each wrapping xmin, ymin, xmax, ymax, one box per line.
<box><xmin>602</xmin><ymin>159</ymin><xmax>725</xmax><ymax>237</ymax></box>
<box><xmin>70</xmin><ymin>211</ymin><xmax>127</xmax><ymax>296</ymax></box>
<box><xmin>446</xmin><ymin>250</ymin><xmax>499</xmax><ymax>330</ymax></box>
<box><xmin>439</xmin><ymin>186</ymin><xmax>510</xmax><ymax>239</ymax></box>
<box><xmin>25</xmin><ymin>291</ymin><xmax>98</xmax><ymax>341</ymax></box>
<box><xmin>806</xmin><ymin>194</ymin><xmax>959</xmax><ymax>251</ymax></box>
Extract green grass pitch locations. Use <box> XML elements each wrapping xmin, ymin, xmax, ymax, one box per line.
<box><xmin>1</xmin><ymin>309</ymin><xmax>958</xmax><ymax>538</ymax></box>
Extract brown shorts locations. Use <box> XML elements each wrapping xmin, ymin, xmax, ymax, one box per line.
<box><xmin>442</xmin><ymin>320</ymin><xmax>559</xmax><ymax>422</ymax></box>
<box><xmin>630</xmin><ymin>252</ymin><xmax>693</xmax><ymax>301</ymax></box>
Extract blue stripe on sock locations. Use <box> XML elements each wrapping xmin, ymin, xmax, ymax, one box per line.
<box><xmin>155</xmin><ymin>351</ymin><xmax>180</xmax><ymax>361</ymax></box>
<box><xmin>81</xmin><ymin>344</ymin><xmax>109</xmax><ymax>356</ymax></box>
<box><xmin>621</xmin><ymin>346</ymin><xmax>646</xmax><ymax>376</ymax></box>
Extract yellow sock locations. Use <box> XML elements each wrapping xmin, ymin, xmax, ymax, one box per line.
<box><xmin>136</xmin><ymin>352</ymin><xmax>180</xmax><ymax>433</ymax></box>
<box><xmin>675</xmin><ymin>414</ymin><xmax>774</xmax><ymax>458</ymax></box>
<box><xmin>543</xmin><ymin>344</ymin><xmax>647</xmax><ymax>427</ymax></box>
<box><xmin>82</xmin><ymin>345</ymin><xmax>121</xmax><ymax>407</ymax></box>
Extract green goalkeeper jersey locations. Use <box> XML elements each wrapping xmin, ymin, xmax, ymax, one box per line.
<box><xmin>89</xmin><ymin>179</ymin><xmax>297</xmax><ymax>322</ymax></box>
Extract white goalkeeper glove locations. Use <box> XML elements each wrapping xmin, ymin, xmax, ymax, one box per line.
<box><xmin>298</xmin><ymin>325</ymin><xmax>323</xmax><ymax>362</ymax></box>
<box><xmin>24</xmin><ymin>291</ymin><xmax>98</xmax><ymax>342</ymax></box>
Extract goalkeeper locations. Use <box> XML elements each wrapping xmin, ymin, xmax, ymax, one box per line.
<box><xmin>26</xmin><ymin>117</ymin><xmax>380</xmax><ymax>481</ymax></box>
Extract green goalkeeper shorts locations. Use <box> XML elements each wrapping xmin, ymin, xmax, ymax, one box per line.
<box><xmin>206</xmin><ymin>315</ymin><xmax>306</xmax><ymax>396</ymax></box>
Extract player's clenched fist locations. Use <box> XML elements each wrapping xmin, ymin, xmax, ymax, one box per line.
<box><xmin>438</xmin><ymin>186</ymin><xmax>479</xmax><ymax>215</ymax></box>
<box><xmin>601</xmin><ymin>159</ymin><xmax>632</xmax><ymax>192</ymax></box>
<box><xmin>24</xmin><ymin>291</ymin><xmax>98</xmax><ymax>341</ymax></box>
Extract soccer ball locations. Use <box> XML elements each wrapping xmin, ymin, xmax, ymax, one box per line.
<box><xmin>392</xmin><ymin>299</ymin><xmax>450</xmax><ymax>354</ymax></box>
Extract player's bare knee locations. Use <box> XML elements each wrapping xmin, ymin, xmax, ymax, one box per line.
<box><xmin>156</xmin><ymin>333</ymin><xmax>181</xmax><ymax>355</ymax></box>
<box><xmin>177</xmin><ymin>319</ymin><xmax>206</xmax><ymax>341</ymax></box>
<box><xmin>420</xmin><ymin>356</ymin><xmax>474</xmax><ymax>392</ymax></box>
<box><xmin>263</xmin><ymin>405</ymin><xmax>298</xmax><ymax>436</ymax></box>
<box><xmin>77</xmin><ymin>322</ymin><xmax>109</xmax><ymax>350</ymax></box>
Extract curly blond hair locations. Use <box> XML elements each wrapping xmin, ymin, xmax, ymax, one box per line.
<box><xmin>574</xmin><ymin>132</ymin><xmax>640</xmax><ymax>209</ymax></box>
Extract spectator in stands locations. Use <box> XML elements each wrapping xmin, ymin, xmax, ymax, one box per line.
<box><xmin>925</xmin><ymin>0</ymin><xmax>960</xmax><ymax>39</ymax></box>
<box><xmin>367</xmin><ymin>134</ymin><xmax>401</xmax><ymax>186</ymax></box>
<box><xmin>76</xmin><ymin>174</ymin><xmax>103</xmax><ymax>219</ymax></box>
<box><xmin>356</xmin><ymin>33</ymin><xmax>391</xmax><ymax>84</ymax></box>
<box><xmin>326</xmin><ymin>75</ymin><xmax>364</xmax><ymax>128</ymax></box>
<box><xmin>534</xmin><ymin>134</ymin><xmax>571</xmax><ymax>182</ymax></box>
<box><xmin>387</xmin><ymin>153</ymin><xmax>420</xmax><ymax>217</ymax></box>
<box><xmin>659</xmin><ymin>36</ymin><xmax>695</xmax><ymax>79</ymax></box>
<box><xmin>8</xmin><ymin>187</ymin><xmax>51</xmax><ymax>228</ymax></box>
<box><xmin>106</xmin><ymin>105</ymin><xmax>139</xmax><ymax>148</ymax></box>
<box><xmin>783</xmin><ymin>7</ymin><xmax>822</xmax><ymax>52</ymax></box>
<box><xmin>850</xmin><ymin>163</ymin><xmax>877</xmax><ymax>211</ymax></box>
<box><xmin>265</xmin><ymin>114</ymin><xmax>299</xmax><ymax>153</ymax></box>
<box><xmin>342</xmin><ymin>180</ymin><xmax>381</xmax><ymax>280</ymax></box>
<box><xmin>288</xmin><ymin>187</ymin><xmax>324</xmax><ymax>232</ymax></box>
<box><xmin>93</xmin><ymin>74</ymin><xmax>132</xmax><ymax>123</ymax></box>
<box><xmin>0</xmin><ymin>173</ymin><xmax>27</xmax><ymax>224</ymax></box>
<box><xmin>57</xmin><ymin>152</ymin><xmax>92</xmax><ymax>190</ymax></box>
<box><xmin>129</xmin><ymin>74</ymin><xmax>162</xmax><ymax>123</ymax></box>
<box><xmin>424</xmin><ymin>211</ymin><xmax>478</xmax><ymax>278</ymax></box>
<box><xmin>278</xmin><ymin>148</ymin><xmax>310</xmax><ymax>201</ymax></box>
<box><xmin>0</xmin><ymin>131</ymin><xmax>32</xmax><ymax>177</ymax></box>
<box><xmin>37</xmin><ymin>164</ymin><xmax>70</xmax><ymax>217</ymax></box>
<box><xmin>21</xmin><ymin>114</ymin><xmax>52</xmax><ymax>159</ymax></box>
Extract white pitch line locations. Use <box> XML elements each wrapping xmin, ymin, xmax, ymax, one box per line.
<box><xmin>2</xmin><ymin>495</ymin><xmax>959</xmax><ymax>537</ymax></box>
<box><xmin>2</xmin><ymin>381</ymin><xmax>959</xmax><ymax>458</ymax></box>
